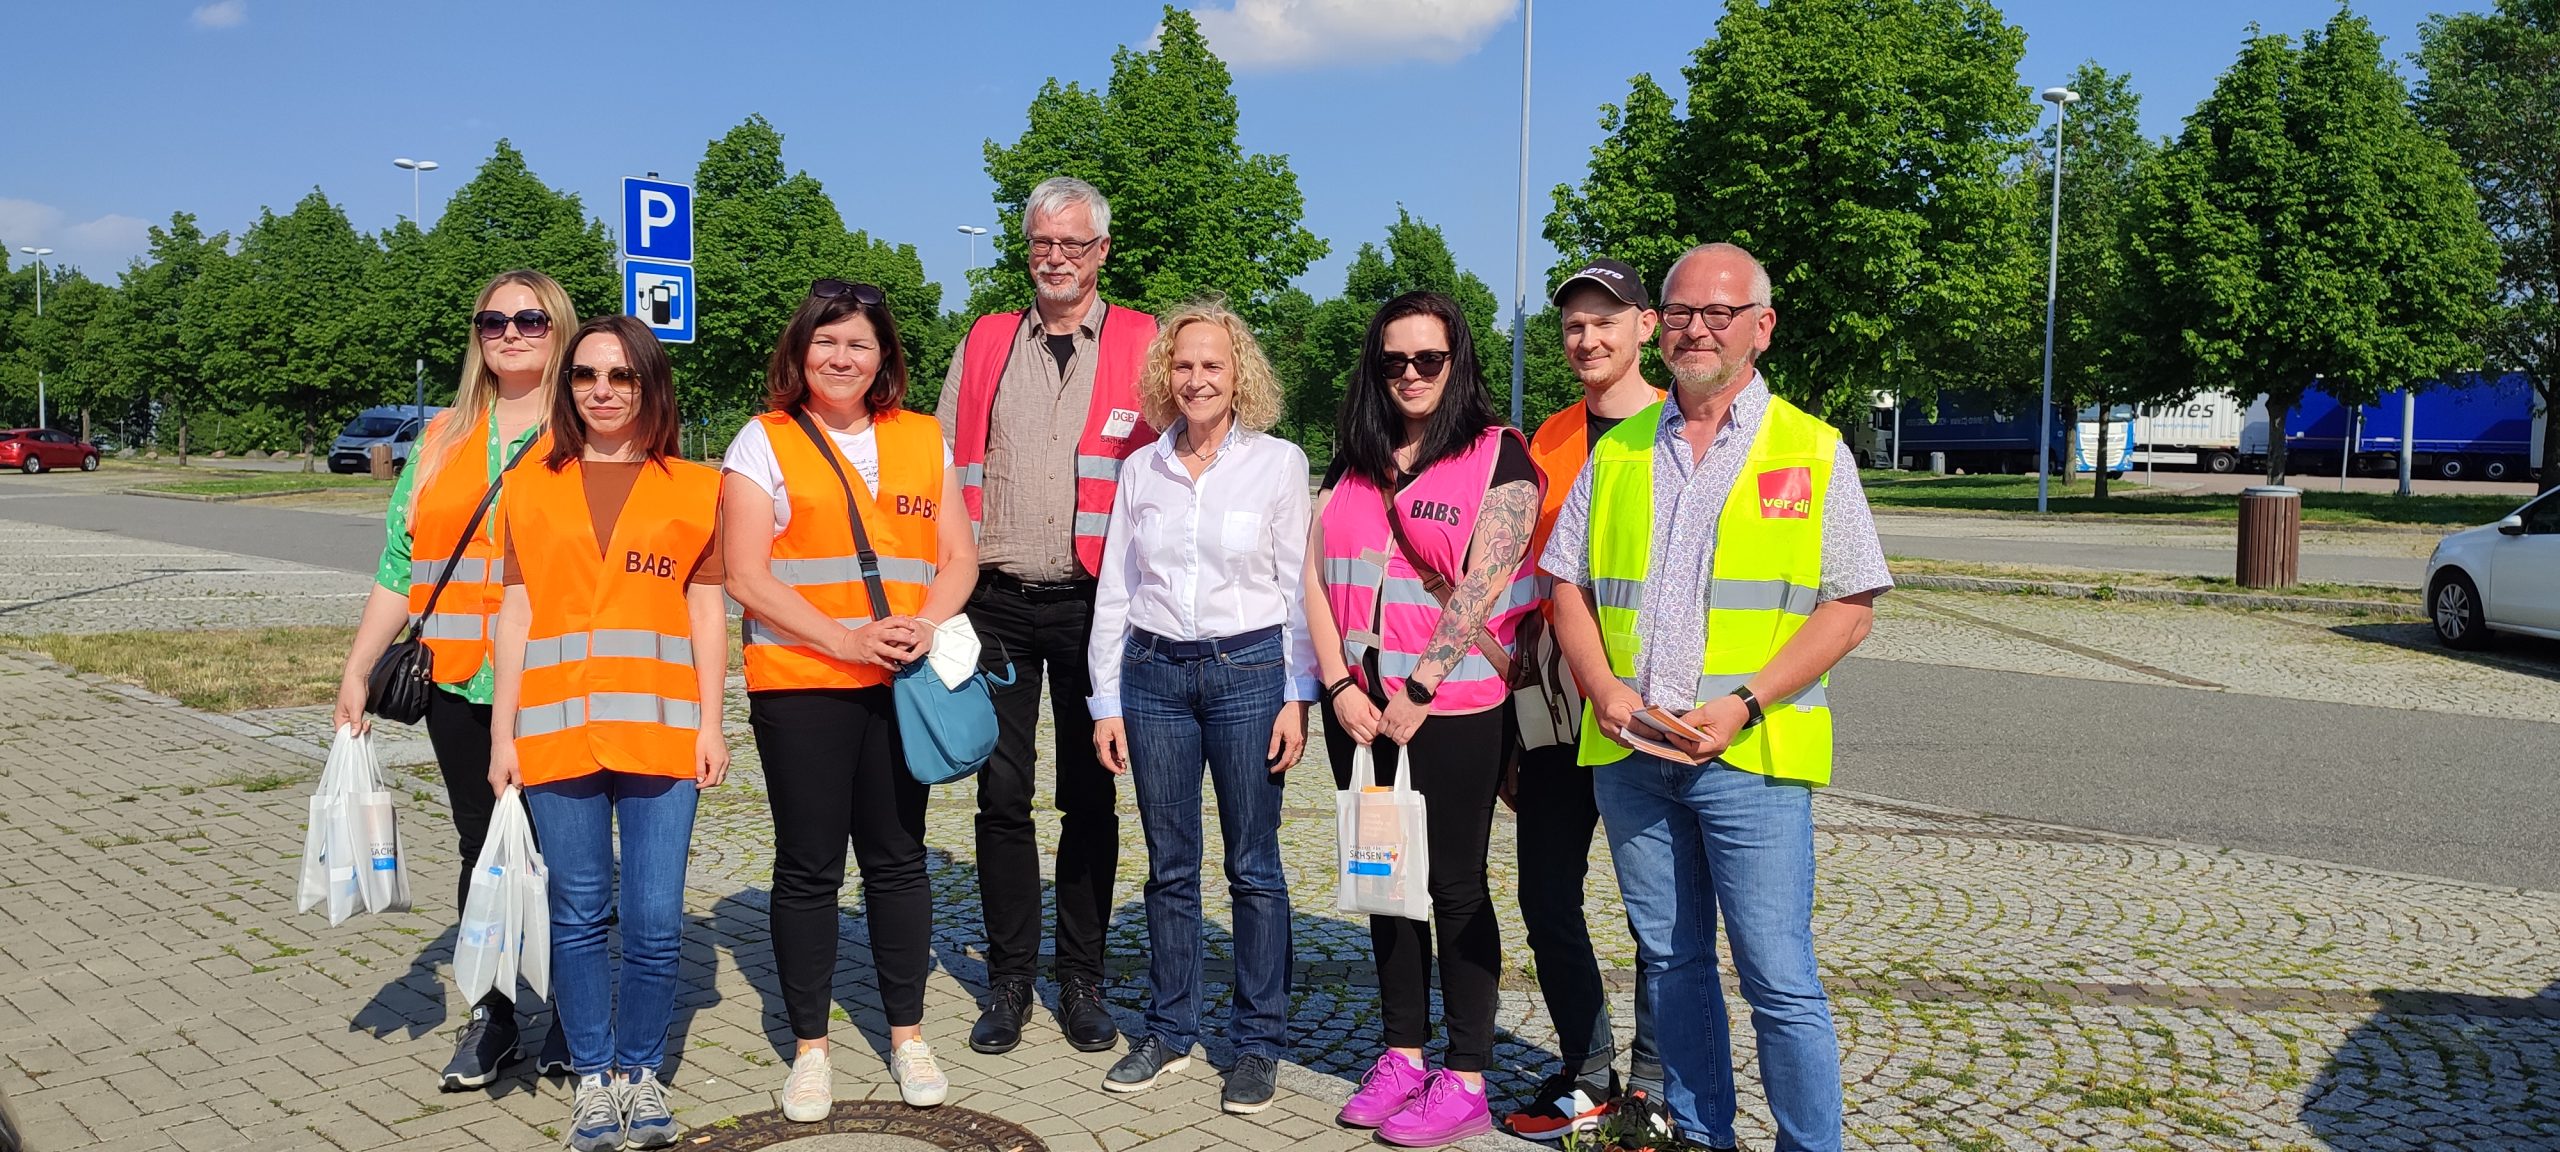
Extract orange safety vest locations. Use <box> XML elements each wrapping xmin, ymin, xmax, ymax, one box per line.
<box><xmin>1526</xmin><ymin>389</ymin><xmax>1664</xmax><ymax>570</ymax></box>
<box><xmin>948</xmin><ymin>303</ymin><xmax>1158</xmax><ymax>576</ymax></box>
<box><xmin>742</xmin><ymin>408</ymin><xmax>945</xmax><ymax>692</ymax></box>
<box><xmin>505</xmin><ymin>457</ymin><xmax>723</xmax><ymax>787</ymax></box>
<box><xmin>408</xmin><ymin>412</ymin><xmax>552</xmax><ymax>683</ymax></box>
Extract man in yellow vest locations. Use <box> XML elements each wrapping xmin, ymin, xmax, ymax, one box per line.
<box><xmin>1540</xmin><ymin>243</ymin><xmax>1891</xmax><ymax>1152</ymax></box>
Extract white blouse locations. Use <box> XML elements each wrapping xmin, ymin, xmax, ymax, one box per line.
<box><xmin>1085</xmin><ymin>420</ymin><xmax>1320</xmax><ymax>719</ymax></box>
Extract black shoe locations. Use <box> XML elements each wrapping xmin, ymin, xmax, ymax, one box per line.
<box><xmin>970</xmin><ymin>976</ymin><xmax>1035</xmax><ymax>1054</ymax></box>
<box><xmin>438</xmin><ymin>1004</ymin><xmax>521</xmax><ymax>1091</ymax></box>
<box><xmin>1222</xmin><ymin>1053</ymin><xmax>1278</xmax><ymax>1114</ymax></box>
<box><xmin>535</xmin><ymin>1021</ymin><xmax>570</xmax><ymax>1078</ymax></box>
<box><xmin>1606</xmin><ymin>1087</ymin><xmax>1675</xmax><ymax>1152</ymax></box>
<box><xmin>1102</xmin><ymin>1035</ymin><xmax>1191</xmax><ymax>1093</ymax></box>
<box><xmin>1056</xmin><ymin>974</ymin><xmax>1119</xmax><ymax>1053</ymax></box>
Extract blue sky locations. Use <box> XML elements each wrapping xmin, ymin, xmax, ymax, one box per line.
<box><xmin>3</xmin><ymin>1</ymin><xmax>2450</xmax><ymax>314</ymax></box>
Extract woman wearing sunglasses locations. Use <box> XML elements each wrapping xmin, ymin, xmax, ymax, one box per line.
<box><xmin>331</xmin><ymin>269</ymin><xmax>572</xmax><ymax>1090</ymax></box>
<box><xmin>490</xmin><ymin>315</ymin><xmax>730</xmax><ymax>1152</ymax></box>
<box><xmin>720</xmin><ymin>279</ymin><xmax>976</xmax><ymax>1119</ymax></box>
<box><xmin>1302</xmin><ymin>291</ymin><xmax>1542</xmax><ymax>1147</ymax></box>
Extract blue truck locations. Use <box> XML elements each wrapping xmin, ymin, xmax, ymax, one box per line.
<box><xmin>2245</xmin><ymin>373</ymin><xmax>2546</xmax><ymax>482</ymax></box>
<box><xmin>1863</xmin><ymin>391</ymin><xmax>2132</xmax><ymax>475</ymax></box>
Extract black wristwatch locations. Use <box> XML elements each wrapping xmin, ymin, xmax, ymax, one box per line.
<box><xmin>1729</xmin><ymin>685</ymin><xmax>1765</xmax><ymax>729</ymax></box>
<box><xmin>1404</xmin><ymin>677</ymin><xmax>1437</xmax><ymax>706</ymax></box>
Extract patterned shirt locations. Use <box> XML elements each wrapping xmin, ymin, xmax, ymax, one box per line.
<box><xmin>1537</xmin><ymin>375</ymin><xmax>1893</xmax><ymax>712</ymax></box>
<box><xmin>937</xmin><ymin>295</ymin><xmax>1107</xmax><ymax>582</ymax></box>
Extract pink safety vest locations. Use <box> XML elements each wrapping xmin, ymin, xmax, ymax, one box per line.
<box><xmin>949</xmin><ymin>303</ymin><xmax>1160</xmax><ymax>577</ymax></box>
<box><xmin>1320</xmin><ymin>427</ymin><xmax>1544</xmax><ymax>715</ymax></box>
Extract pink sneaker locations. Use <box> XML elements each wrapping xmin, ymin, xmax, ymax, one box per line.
<box><xmin>1378</xmin><ymin>1069</ymin><xmax>1495</xmax><ymax>1147</ymax></box>
<box><xmin>1337</xmin><ymin>1051</ymin><xmax>1428</xmax><ymax>1128</ymax></box>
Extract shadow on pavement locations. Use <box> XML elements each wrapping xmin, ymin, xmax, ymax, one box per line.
<box><xmin>2326</xmin><ymin>621</ymin><xmax>2560</xmax><ymax>683</ymax></box>
<box><xmin>351</xmin><ymin>923</ymin><xmax>460</xmax><ymax>1041</ymax></box>
<box><xmin>2301</xmin><ymin>979</ymin><xmax>2560</xmax><ymax>1148</ymax></box>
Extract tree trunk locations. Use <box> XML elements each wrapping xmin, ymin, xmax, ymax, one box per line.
<box><xmin>177</xmin><ymin>414</ymin><xmax>189</xmax><ymax>466</ymax></box>
<box><xmin>2094</xmin><ymin>389</ymin><xmax>2111</xmax><ymax>500</ymax></box>
<box><xmin>80</xmin><ymin>408</ymin><xmax>90</xmax><ymax>446</ymax></box>
<box><xmin>2266</xmin><ymin>393</ymin><xmax>2292</xmax><ymax>483</ymax></box>
<box><xmin>301</xmin><ymin>412</ymin><xmax>317</xmax><ymax>474</ymax></box>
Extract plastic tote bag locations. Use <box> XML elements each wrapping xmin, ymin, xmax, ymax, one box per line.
<box><xmin>1334</xmin><ymin>744</ymin><xmax>1433</xmax><ymax>921</ymax></box>
<box><xmin>298</xmin><ymin>725</ymin><xmax>410</xmax><ymax>925</ymax></box>
<box><xmin>454</xmin><ymin>787</ymin><xmax>550</xmax><ymax>1004</ymax></box>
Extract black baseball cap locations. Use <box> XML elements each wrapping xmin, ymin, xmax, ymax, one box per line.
<box><xmin>1551</xmin><ymin>257</ymin><xmax>1651</xmax><ymax>310</ymax></box>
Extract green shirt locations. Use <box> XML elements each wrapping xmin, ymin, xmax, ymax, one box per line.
<box><xmin>374</xmin><ymin>414</ymin><xmax>545</xmax><ymax>705</ymax></box>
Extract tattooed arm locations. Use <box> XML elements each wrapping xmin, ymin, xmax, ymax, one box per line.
<box><xmin>1410</xmin><ymin>477</ymin><xmax>1539</xmax><ymax>688</ymax></box>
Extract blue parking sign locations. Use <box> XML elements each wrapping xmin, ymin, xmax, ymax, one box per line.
<box><xmin>622</xmin><ymin>177</ymin><xmax>693</xmax><ymax>263</ymax></box>
<box><xmin>625</xmin><ymin>259</ymin><xmax>696</xmax><ymax>344</ymax></box>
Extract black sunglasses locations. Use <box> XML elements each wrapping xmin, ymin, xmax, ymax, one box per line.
<box><xmin>809</xmin><ymin>279</ymin><xmax>887</xmax><ymax>307</ymax></box>
<box><xmin>1378</xmin><ymin>350</ymin><xmax>1453</xmax><ymax>380</ymax></box>
<box><xmin>473</xmin><ymin>309</ymin><xmax>553</xmax><ymax>340</ymax></box>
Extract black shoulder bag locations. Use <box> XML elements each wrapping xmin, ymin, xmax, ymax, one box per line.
<box><xmin>366</xmin><ymin>434</ymin><xmax>542</xmax><ymax>725</ymax></box>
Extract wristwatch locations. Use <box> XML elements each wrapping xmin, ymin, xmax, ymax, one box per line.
<box><xmin>1404</xmin><ymin>678</ymin><xmax>1437</xmax><ymax>706</ymax></box>
<box><xmin>1729</xmin><ymin>685</ymin><xmax>1765</xmax><ymax>729</ymax></box>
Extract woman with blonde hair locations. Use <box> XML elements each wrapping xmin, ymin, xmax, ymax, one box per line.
<box><xmin>1086</xmin><ymin>302</ymin><xmax>1315</xmax><ymax>1114</ymax></box>
<box><xmin>331</xmin><ymin>268</ymin><xmax>575</xmax><ymax>1090</ymax></box>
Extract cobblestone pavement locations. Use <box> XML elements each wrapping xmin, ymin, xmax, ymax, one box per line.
<box><xmin>6</xmin><ymin>647</ymin><xmax>2556</xmax><ymax>1152</ymax></box>
<box><xmin>0</xmin><ymin>518</ymin><xmax>372</xmax><ymax>634</ymax></box>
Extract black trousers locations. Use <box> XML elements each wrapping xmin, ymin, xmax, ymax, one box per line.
<box><xmin>751</xmin><ymin>687</ymin><xmax>934</xmax><ymax>1039</ymax></box>
<box><xmin>966</xmin><ymin>576</ymin><xmax>1118</xmax><ymax>983</ymax></box>
<box><xmin>1516</xmin><ymin>742</ymin><xmax>1661</xmax><ymax>1087</ymax></box>
<box><xmin>1323</xmin><ymin>695</ymin><xmax>1508</xmax><ymax>1073</ymax></box>
<box><xmin>424</xmin><ymin>687</ymin><xmax>516</xmax><ymax>1014</ymax></box>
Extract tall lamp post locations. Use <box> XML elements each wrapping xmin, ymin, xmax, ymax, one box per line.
<box><xmin>1505</xmin><ymin>0</ymin><xmax>1534</xmax><ymax>427</ymax></box>
<box><xmin>2035</xmin><ymin>86</ymin><xmax>2079</xmax><ymax>513</ymax></box>
<box><xmin>17</xmin><ymin>246</ymin><xmax>52</xmax><ymax>430</ymax></box>
<box><xmin>393</xmin><ymin>158</ymin><xmax>440</xmax><ymax>420</ymax></box>
<box><xmin>956</xmin><ymin>225</ymin><xmax>988</xmax><ymax>272</ymax></box>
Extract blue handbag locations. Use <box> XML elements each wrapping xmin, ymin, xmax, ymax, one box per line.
<box><xmin>791</xmin><ymin>410</ymin><xmax>1016</xmax><ymax>784</ymax></box>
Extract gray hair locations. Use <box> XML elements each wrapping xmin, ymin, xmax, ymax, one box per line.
<box><xmin>1661</xmin><ymin>242</ymin><xmax>1772</xmax><ymax>307</ymax></box>
<box><xmin>1024</xmin><ymin>176</ymin><xmax>1112</xmax><ymax>239</ymax></box>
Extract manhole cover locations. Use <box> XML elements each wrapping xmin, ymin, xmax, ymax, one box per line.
<box><xmin>685</xmin><ymin>1102</ymin><xmax>1046</xmax><ymax>1152</ymax></box>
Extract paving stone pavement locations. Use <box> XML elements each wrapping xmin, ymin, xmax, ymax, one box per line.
<box><xmin>5</xmin><ymin>646</ymin><xmax>2558</xmax><ymax>1151</ymax></box>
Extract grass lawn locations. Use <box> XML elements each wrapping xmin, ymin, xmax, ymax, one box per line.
<box><xmin>21</xmin><ymin>625</ymin><xmax>358</xmax><ymax>712</ymax></box>
<box><xmin>1859</xmin><ymin>472</ymin><xmax>2525</xmax><ymax>528</ymax></box>
<box><xmin>129</xmin><ymin>472</ymin><xmax>395</xmax><ymax>499</ymax></box>
<box><xmin>1885</xmin><ymin>555</ymin><xmax>2421</xmax><ymax>607</ymax></box>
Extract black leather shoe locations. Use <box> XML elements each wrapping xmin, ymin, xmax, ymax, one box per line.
<box><xmin>1057</xmin><ymin>974</ymin><xmax>1119</xmax><ymax>1053</ymax></box>
<box><xmin>970</xmin><ymin>976</ymin><xmax>1036</xmax><ymax>1054</ymax></box>
<box><xmin>1222</xmin><ymin>1053</ymin><xmax>1277</xmax><ymax>1114</ymax></box>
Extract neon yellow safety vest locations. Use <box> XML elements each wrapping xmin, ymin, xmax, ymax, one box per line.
<box><xmin>1578</xmin><ymin>397</ymin><xmax>1839</xmax><ymax>784</ymax></box>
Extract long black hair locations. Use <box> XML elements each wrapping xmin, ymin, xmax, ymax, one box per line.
<box><xmin>1334</xmin><ymin>291</ymin><xmax>1502</xmax><ymax>491</ymax></box>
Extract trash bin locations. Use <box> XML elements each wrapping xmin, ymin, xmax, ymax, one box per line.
<box><xmin>2237</xmin><ymin>485</ymin><xmax>2300</xmax><ymax>588</ymax></box>
<box><xmin>367</xmin><ymin>443</ymin><xmax>395</xmax><ymax>480</ymax></box>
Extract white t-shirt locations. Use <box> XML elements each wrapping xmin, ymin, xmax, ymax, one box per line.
<box><xmin>720</xmin><ymin>417</ymin><xmax>952</xmax><ymax>536</ymax></box>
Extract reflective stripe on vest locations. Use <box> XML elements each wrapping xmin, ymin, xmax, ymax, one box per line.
<box><xmin>419</xmin><ymin>613</ymin><xmax>486</xmax><ymax>641</ymax></box>
<box><xmin>411</xmin><ymin>556</ymin><xmax>504</xmax><ymax>587</ymax></box>
<box><xmin>741</xmin><ymin>613</ymin><xmax>874</xmax><ymax>647</ymax></box>
<box><xmin>516</xmin><ymin>693</ymin><xmax>704</xmax><ymax>738</ymax></box>
<box><xmin>523</xmin><ymin>629</ymin><xmax>695</xmax><ymax>671</ymax></box>
<box><xmin>767</xmin><ymin>555</ymin><xmax>939</xmax><ymax>588</ymax></box>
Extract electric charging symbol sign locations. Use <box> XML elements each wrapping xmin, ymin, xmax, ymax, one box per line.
<box><xmin>624</xmin><ymin>259</ymin><xmax>695</xmax><ymax>344</ymax></box>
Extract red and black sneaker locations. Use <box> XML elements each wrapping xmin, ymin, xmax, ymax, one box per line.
<box><xmin>1504</xmin><ymin>1069</ymin><xmax>1616</xmax><ymax>1142</ymax></box>
<box><xmin>1604</xmin><ymin>1086</ymin><xmax>1674</xmax><ymax>1151</ymax></box>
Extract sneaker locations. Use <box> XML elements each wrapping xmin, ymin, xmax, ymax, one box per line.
<box><xmin>1607</xmin><ymin>1087</ymin><xmax>1678</xmax><ymax>1152</ymax></box>
<box><xmin>1336</xmin><ymin>1051</ymin><xmax>1429</xmax><ymax>1128</ymax></box>
<box><xmin>618</xmin><ymin>1069</ymin><xmax>678</xmax><ymax>1149</ymax></box>
<box><xmin>780</xmin><ymin>1048</ymin><xmax>834</xmax><ymax>1124</ymax></box>
<box><xmin>1102</xmin><ymin>1035</ymin><xmax>1192</xmax><ymax>1094</ymax></box>
<box><xmin>535</xmin><ymin>1024</ymin><xmax>571</xmax><ymax>1078</ymax></box>
<box><xmin>1504</xmin><ymin>1069</ymin><xmax>1615</xmax><ymax>1142</ymax></box>
<box><xmin>1222</xmin><ymin>1053</ymin><xmax>1277</xmax><ymax>1115</ymax></box>
<box><xmin>1057</xmin><ymin>974</ymin><xmax>1119</xmax><ymax>1052</ymax></box>
<box><xmin>889</xmin><ymin>1039</ymin><xmax>949</xmax><ymax>1108</ymax></box>
<box><xmin>438</xmin><ymin>1004</ymin><xmax>521</xmax><ymax>1091</ymax></box>
<box><xmin>566</xmin><ymin>1073</ymin><xmax>625</xmax><ymax>1152</ymax></box>
<box><xmin>1377</xmin><ymin>1069</ymin><xmax>1496</xmax><ymax>1147</ymax></box>
<box><xmin>969</xmin><ymin>976</ymin><xmax>1036</xmax><ymax>1054</ymax></box>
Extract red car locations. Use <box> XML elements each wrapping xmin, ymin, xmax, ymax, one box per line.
<box><xmin>0</xmin><ymin>428</ymin><xmax>101</xmax><ymax>473</ymax></box>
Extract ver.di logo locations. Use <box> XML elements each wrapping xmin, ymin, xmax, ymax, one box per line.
<box><xmin>1757</xmin><ymin>467</ymin><xmax>1812</xmax><ymax>519</ymax></box>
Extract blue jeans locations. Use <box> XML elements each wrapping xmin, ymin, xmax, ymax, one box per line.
<box><xmin>1122</xmin><ymin>629</ymin><xmax>1292</xmax><ymax>1058</ymax></box>
<box><xmin>524</xmin><ymin>771</ymin><xmax>698</xmax><ymax>1077</ymax></box>
<box><xmin>1594</xmin><ymin>752</ymin><xmax>1840</xmax><ymax>1152</ymax></box>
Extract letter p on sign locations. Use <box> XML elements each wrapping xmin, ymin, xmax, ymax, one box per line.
<box><xmin>638</xmin><ymin>191</ymin><xmax>676</xmax><ymax>249</ymax></box>
<box><xmin>621</xmin><ymin>177</ymin><xmax>693</xmax><ymax>264</ymax></box>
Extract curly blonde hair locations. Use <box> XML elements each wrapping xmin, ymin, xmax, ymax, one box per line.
<box><xmin>1135</xmin><ymin>301</ymin><xmax>1283</xmax><ymax>435</ymax></box>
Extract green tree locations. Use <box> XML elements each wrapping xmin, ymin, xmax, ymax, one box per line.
<box><xmin>106</xmin><ymin>214</ymin><xmax>230</xmax><ymax>459</ymax></box>
<box><xmin>2419</xmin><ymin>0</ymin><xmax>2560</xmax><ymax>490</ymax></box>
<box><xmin>185</xmin><ymin>189</ymin><xmax>394</xmax><ymax>468</ymax></box>
<box><xmin>2029</xmin><ymin>63</ymin><xmax>2166</xmax><ymax>497</ymax></box>
<box><xmin>1545</xmin><ymin>74</ymin><xmax>1690</xmax><ymax>291</ymax></box>
<box><xmin>2128</xmin><ymin>15</ymin><xmax>2499</xmax><ymax>482</ymax></box>
<box><xmin>974</xmin><ymin>6</ymin><xmax>1325</xmax><ymax>324</ymax></box>
<box><xmin>1294</xmin><ymin>210</ymin><xmax>1501</xmax><ymax>465</ymax></box>
<box><xmin>1</xmin><ymin>266</ymin><xmax>113</xmax><ymax>437</ymax></box>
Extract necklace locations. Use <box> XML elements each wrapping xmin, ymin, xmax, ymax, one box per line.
<box><xmin>1181</xmin><ymin>424</ymin><xmax>1226</xmax><ymax>464</ymax></box>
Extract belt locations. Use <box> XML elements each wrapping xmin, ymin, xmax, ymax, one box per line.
<box><xmin>977</xmin><ymin>568</ymin><xmax>1097</xmax><ymax>603</ymax></box>
<box><xmin>1131</xmin><ymin>625</ymin><xmax>1282</xmax><ymax>662</ymax></box>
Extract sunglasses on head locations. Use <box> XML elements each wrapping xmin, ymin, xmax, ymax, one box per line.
<box><xmin>473</xmin><ymin>309</ymin><xmax>552</xmax><ymax>340</ymax></box>
<box><xmin>809</xmin><ymin>279</ymin><xmax>887</xmax><ymax>307</ymax></box>
<box><xmin>1378</xmin><ymin>350</ymin><xmax>1453</xmax><ymax>380</ymax></box>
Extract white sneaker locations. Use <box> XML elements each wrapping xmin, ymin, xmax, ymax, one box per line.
<box><xmin>889</xmin><ymin>1038</ymin><xmax>949</xmax><ymax>1108</ymax></box>
<box><xmin>781</xmin><ymin>1048</ymin><xmax>834</xmax><ymax>1123</ymax></box>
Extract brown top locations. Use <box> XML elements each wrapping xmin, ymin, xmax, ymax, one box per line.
<box><xmin>504</xmin><ymin>461</ymin><xmax>723</xmax><ymax>586</ymax></box>
<box><xmin>937</xmin><ymin>294</ymin><xmax>1106</xmax><ymax>582</ymax></box>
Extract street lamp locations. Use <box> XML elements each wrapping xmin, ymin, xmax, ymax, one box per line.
<box><xmin>17</xmin><ymin>246</ymin><xmax>52</xmax><ymax>430</ymax></box>
<box><xmin>2035</xmin><ymin>85</ymin><xmax>2079</xmax><ymax>513</ymax></box>
<box><xmin>393</xmin><ymin>158</ymin><xmax>440</xmax><ymax>420</ymax></box>
<box><xmin>1505</xmin><ymin>0</ymin><xmax>1534</xmax><ymax>427</ymax></box>
<box><xmin>956</xmin><ymin>225</ymin><xmax>988</xmax><ymax>272</ymax></box>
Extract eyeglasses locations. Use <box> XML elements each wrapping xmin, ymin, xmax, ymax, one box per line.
<box><xmin>1028</xmin><ymin>236</ymin><xmax>1101</xmax><ymax>260</ymax></box>
<box><xmin>473</xmin><ymin>309</ymin><xmax>552</xmax><ymax>340</ymax></box>
<box><xmin>566</xmin><ymin>365</ymin><xmax>641</xmax><ymax>394</ymax></box>
<box><xmin>1378</xmin><ymin>350</ymin><xmax>1452</xmax><ymax>381</ymax></box>
<box><xmin>1658</xmin><ymin>302</ymin><xmax>1763</xmax><ymax>331</ymax></box>
<box><xmin>809</xmin><ymin>279</ymin><xmax>886</xmax><ymax>306</ymax></box>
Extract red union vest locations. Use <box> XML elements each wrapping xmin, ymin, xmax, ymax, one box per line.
<box><xmin>949</xmin><ymin>303</ymin><xmax>1158</xmax><ymax>576</ymax></box>
<box><xmin>1319</xmin><ymin>427</ymin><xmax>1544</xmax><ymax>715</ymax></box>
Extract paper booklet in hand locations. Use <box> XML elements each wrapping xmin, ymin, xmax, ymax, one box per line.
<box><xmin>1620</xmin><ymin>706</ymin><xmax>1713</xmax><ymax>765</ymax></box>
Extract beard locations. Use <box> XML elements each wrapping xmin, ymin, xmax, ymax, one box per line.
<box><xmin>1033</xmin><ymin>263</ymin><xmax>1086</xmax><ymax>304</ymax></box>
<box><xmin>1670</xmin><ymin>346</ymin><xmax>1752</xmax><ymax>396</ymax></box>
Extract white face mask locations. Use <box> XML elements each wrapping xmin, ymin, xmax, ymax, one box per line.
<box><xmin>925</xmin><ymin>614</ymin><xmax>984</xmax><ymax>690</ymax></box>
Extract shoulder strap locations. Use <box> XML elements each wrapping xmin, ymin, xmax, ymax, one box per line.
<box><xmin>1376</xmin><ymin>468</ymin><xmax>1515</xmax><ymax>684</ymax></box>
<box><xmin>411</xmin><ymin>429</ymin><xmax>543</xmax><ymax>635</ymax></box>
<box><xmin>788</xmin><ymin>408</ymin><xmax>894</xmax><ymax>620</ymax></box>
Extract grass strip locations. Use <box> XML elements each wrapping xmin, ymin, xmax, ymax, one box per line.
<box><xmin>1859</xmin><ymin>471</ymin><xmax>2524</xmax><ymax>528</ymax></box>
<box><xmin>17</xmin><ymin>625</ymin><xmax>357</xmax><ymax>712</ymax></box>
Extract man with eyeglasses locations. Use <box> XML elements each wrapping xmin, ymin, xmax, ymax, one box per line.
<box><xmin>937</xmin><ymin>175</ymin><xmax>1158</xmax><ymax>1057</ymax></box>
<box><xmin>1539</xmin><ymin>242</ymin><xmax>1890</xmax><ymax>1152</ymax></box>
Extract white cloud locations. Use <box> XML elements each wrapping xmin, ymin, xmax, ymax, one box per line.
<box><xmin>1</xmin><ymin>199</ymin><xmax>157</xmax><ymax>276</ymax></box>
<box><xmin>191</xmin><ymin>0</ymin><xmax>247</xmax><ymax>29</ymax></box>
<box><xmin>1189</xmin><ymin>0</ymin><xmax>1518</xmax><ymax>72</ymax></box>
